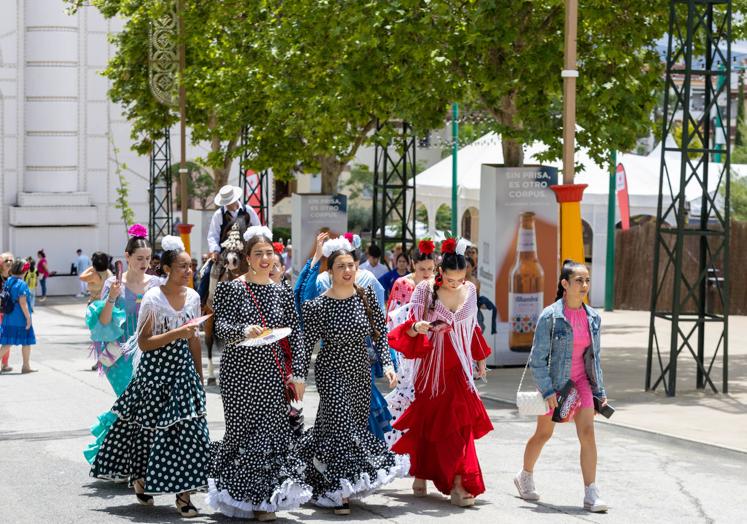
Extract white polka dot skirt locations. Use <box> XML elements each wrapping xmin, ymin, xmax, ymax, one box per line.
<box><xmin>89</xmin><ymin>339</ymin><xmax>210</xmax><ymax>494</ymax></box>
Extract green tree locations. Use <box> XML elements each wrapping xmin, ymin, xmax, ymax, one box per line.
<box><xmin>65</xmin><ymin>0</ymin><xmax>253</xmax><ymax>190</ymax></box>
<box><xmin>109</xmin><ymin>134</ymin><xmax>135</xmax><ymax>232</ymax></box>
<box><xmin>438</xmin><ymin>1</ymin><xmax>746</xmax><ymax>168</ymax></box>
<box><xmin>724</xmin><ymin>176</ymin><xmax>747</xmax><ymax>221</ymax></box>
<box><xmin>231</xmin><ymin>0</ymin><xmax>455</xmax><ymax>193</ymax></box>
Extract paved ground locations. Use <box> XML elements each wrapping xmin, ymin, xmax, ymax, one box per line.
<box><xmin>0</xmin><ymin>298</ymin><xmax>745</xmax><ymax>523</ymax></box>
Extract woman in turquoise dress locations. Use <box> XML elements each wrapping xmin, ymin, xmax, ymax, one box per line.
<box><xmin>294</xmin><ymin>232</ymin><xmax>395</xmax><ymax>441</ymax></box>
<box><xmin>83</xmin><ymin>227</ymin><xmax>160</xmax><ymax>464</ymax></box>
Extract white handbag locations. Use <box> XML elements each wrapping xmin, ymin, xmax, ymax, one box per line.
<box><xmin>515</xmin><ymin>317</ymin><xmax>554</xmax><ymax>417</ymax></box>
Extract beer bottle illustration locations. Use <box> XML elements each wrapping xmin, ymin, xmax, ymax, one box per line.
<box><xmin>508</xmin><ymin>212</ymin><xmax>544</xmax><ymax>351</ymax></box>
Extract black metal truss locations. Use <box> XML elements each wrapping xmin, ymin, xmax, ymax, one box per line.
<box><xmin>372</xmin><ymin>121</ymin><xmax>417</xmax><ymax>256</ymax></box>
<box><xmin>149</xmin><ymin>128</ymin><xmax>173</xmax><ymax>247</ymax></box>
<box><xmin>239</xmin><ymin>125</ymin><xmax>270</xmax><ymax>225</ymax></box>
<box><xmin>646</xmin><ymin>0</ymin><xmax>731</xmax><ymax>396</ymax></box>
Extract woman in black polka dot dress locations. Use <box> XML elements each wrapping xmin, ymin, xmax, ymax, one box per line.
<box><xmin>293</xmin><ymin>238</ymin><xmax>409</xmax><ymax>515</ymax></box>
<box><xmin>90</xmin><ymin>237</ymin><xmax>210</xmax><ymax>518</ymax></box>
<box><xmin>207</xmin><ymin>226</ymin><xmax>312</xmax><ymax>521</ymax></box>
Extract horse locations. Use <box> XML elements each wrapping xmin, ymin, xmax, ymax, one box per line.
<box><xmin>201</xmin><ymin>224</ymin><xmax>248</xmax><ymax>384</ymax></box>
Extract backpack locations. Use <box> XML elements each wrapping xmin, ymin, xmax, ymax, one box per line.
<box><xmin>0</xmin><ymin>279</ymin><xmax>16</xmax><ymax>314</ymax></box>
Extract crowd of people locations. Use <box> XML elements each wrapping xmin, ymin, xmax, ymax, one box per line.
<box><xmin>2</xmin><ymin>183</ymin><xmax>610</xmax><ymax>519</ymax></box>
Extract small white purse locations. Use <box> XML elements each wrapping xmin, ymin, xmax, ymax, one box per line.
<box><xmin>515</xmin><ymin>317</ymin><xmax>554</xmax><ymax>417</ymax></box>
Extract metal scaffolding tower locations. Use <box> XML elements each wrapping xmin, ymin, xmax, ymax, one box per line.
<box><xmin>372</xmin><ymin>121</ymin><xmax>417</xmax><ymax>255</ymax></box>
<box><xmin>646</xmin><ymin>0</ymin><xmax>732</xmax><ymax>396</ymax></box>
<box><xmin>149</xmin><ymin>128</ymin><xmax>173</xmax><ymax>247</ymax></box>
<box><xmin>238</xmin><ymin>125</ymin><xmax>270</xmax><ymax>225</ymax></box>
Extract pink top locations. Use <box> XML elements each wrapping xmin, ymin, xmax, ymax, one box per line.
<box><xmin>564</xmin><ymin>305</ymin><xmax>591</xmax><ymax>377</ymax></box>
<box><xmin>38</xmin><ymin>258</ymin><xmax>49</xmax><ymax>278</ymax></box>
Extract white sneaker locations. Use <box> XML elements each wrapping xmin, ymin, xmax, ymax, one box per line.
<box><xmin>584</xmin><ymin>483</ymin><xmax>608</xmax><ymax>512</ymax></box>
<box><xmin>514</xmin><ymin>470</ymin><xmax>540</xmax><ymax>501</ymax></box>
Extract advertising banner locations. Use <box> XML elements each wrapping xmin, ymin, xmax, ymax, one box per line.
<box><xmin>291</xmin><ymin>193</ymin><xmax>348</xmax><ymax>276</ymax></box>
<box><xmin>477</xmin><ymin>165</ymin><xmax>559</xmax><ymax>366</ymax></box>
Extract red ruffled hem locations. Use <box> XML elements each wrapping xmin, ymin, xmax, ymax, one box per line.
<box><xmin>392</xmin><ymin>366</ymin><xmax>493</xmax><ymax>496</ymax></box>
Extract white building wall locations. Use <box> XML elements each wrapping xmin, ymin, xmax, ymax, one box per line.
<box><xmin>0</xmin><ymin>1</ymin><xmax>159</xmax><ymax>291</ymax></box>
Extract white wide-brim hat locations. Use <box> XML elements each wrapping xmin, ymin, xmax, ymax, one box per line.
<box><xmin>214</xmin><ymin>185</ymin><xmax>243</xmax><ymax>207</ymax></box>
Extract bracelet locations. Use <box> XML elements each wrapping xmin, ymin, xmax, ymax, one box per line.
<box><xmin>107</xmin><ymin>297</ymin><xmax>116</xmax><ymax>304</ymax></box>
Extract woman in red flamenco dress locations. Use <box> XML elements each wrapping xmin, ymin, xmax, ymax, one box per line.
<box><xmin>388</xmin><ymin>237</ymin><xmax>493</xmax><ymax>507</ymax></box>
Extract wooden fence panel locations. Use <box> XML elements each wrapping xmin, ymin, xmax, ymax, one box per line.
<box><xmin>613</xmin><ymin>220</ymin><xmax>746</xmax><ymax>315</ymax></box>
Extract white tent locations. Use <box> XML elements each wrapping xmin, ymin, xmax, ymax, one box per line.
<box><xmin>414</xmin><ymin>133</ymin><xmax>729</xmax><ymax>306</ymax></box>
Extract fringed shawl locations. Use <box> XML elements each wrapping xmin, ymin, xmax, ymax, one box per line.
<box><xmin>409</xmin><ymin>280</ymin><xmax>479</xmax><ymax>398</ymax></box>
<box><xmin>123</xmin><ymin>286</ymin><xmax>201</xmax><ymax>371</ymax></box>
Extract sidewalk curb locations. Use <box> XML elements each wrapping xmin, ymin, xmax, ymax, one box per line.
<box><xmin>481</xmin><ymin>393</ymin><xmax>747</xmax><ymax>457</ymax></box>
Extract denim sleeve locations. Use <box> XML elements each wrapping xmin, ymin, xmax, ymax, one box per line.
<box><xmin>593</xmin><ymin>323</ymin><xmax>607</xmax><ymax>398</ymax></box>
<box><xmin>529</xmin><ymin>312</ymin><xmax>555</xmax><ymax>398</ymax></box>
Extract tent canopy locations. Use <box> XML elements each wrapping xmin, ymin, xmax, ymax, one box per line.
<box><xmin>414</xmin><ymin>132</ymin><xmax>730</xmax><ymax>202</ymax></box>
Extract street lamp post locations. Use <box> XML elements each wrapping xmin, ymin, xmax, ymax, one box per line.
<box><xmin>551</xmin><ymin>0</ymin><xmax>587</xmax><ymax>269</ymax></box>
<box><xmin>174</xmin><ymin>0</ymin><xmax>193</xmax><ymax>268</ymax></box>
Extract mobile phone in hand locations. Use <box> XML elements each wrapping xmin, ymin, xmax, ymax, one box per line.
<box><xmin>429</xmin><ymin>319</ymin><xmax>452</xmax><ymax>334</ymax></box>
<box><xmin>115</xmin><ymin>260</ymin><xmax>123</xmax><ymax>283</ymax></box>
<box><xmin>593</xmin><ymin>396</ymin><xmax>615</xmax><ymax>418</ymax></box>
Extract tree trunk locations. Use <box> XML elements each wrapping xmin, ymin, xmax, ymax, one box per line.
<box><xmin>319</xmin><ymin>156</ymin><xmax>345</xmax><ymax>194</ymax></box>
<box><xmin>502</xmin><ymin>137</ymin><xmax>524</xmax><ymax>167</ymax></box>
<box><xmin>499</xmin><ymin>93</ymin><xmax>524</xmax><ymax>167</ymax></box>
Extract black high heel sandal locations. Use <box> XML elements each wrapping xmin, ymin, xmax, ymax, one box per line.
<box><xmin>334</xmin><ymin>502</ymin><xmax>351</xmax><ymax>515</ymax></box>
<box><xmin>176</xmin><ymin>493</ymin><xmax>198</xmax><ymax>518</ymax></box>
<box><xmin>133</xmin><ymin>479</ymin><xmax>153</xmax><ymax>506</ymax></box>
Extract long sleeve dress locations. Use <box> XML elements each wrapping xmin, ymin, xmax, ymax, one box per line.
<box><xmin>90</xmin><ymin>287</ymin><xmax>210</xmax><ymax>495</ymax></box>
<box><xmin>294</xmin><ymin>259</ymin><xmax>394</xmax><ymax>440</ymax></box>
<box><xmin>83</xmin><ymin>274</ymin><xmax>160</xmax><ymax>464</ymax></box>
<box><xmin>295</xmin><ymin>286</ymin><xmax>410</xmax><ymax>507</ymax></box>
<box><xmin>207</xmin><ymin>280</ymin><xmax>312</xmax><ymax>519</ymax></box>
<box><xmin>388</xmin><ymin>280</ymin><xmax>493</xmax><ymax>497</ymax></box>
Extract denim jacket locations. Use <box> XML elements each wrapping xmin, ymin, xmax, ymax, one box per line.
<box><xmin>529</xmin><ymin>299</ymin><xmax>606</xmax><ymax>399</ymax></box>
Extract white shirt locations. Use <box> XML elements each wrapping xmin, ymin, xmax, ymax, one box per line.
<box><xmin>207</xmin><ymin>204</ymin><xmax>260</xmax><ymax>253</ymax></box>
<box><xmin>359</xmin><ymin>260</ymin><xmax>388</xmax><ymax>280</ymax></box>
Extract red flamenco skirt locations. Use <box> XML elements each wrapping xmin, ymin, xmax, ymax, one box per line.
<box><xmin>391</xmin><ymin>364</ymin><xmax>493</xmax><ymax>496</ymax></box>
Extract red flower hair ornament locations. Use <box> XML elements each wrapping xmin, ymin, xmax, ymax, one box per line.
<box><xmin>418</xmin><ymin>239</ymin><xmax>435</xmax><ymax>255</ymax></box>
<box><xmin>272</xmin><ymin>242</ymin><xmax>285</xmax><ymax>255</ymax></box>
<box><xmin>440</xmin><ymin>237</ymin><xmax>457</xmax><ymax>255</ymax></box>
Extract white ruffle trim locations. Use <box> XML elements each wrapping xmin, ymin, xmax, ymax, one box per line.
<box><xmin>206</xmin><ymin>477</ymin><xmax>313</xmax><ymax>518</ymax></box>
<box><xmin>314</xmin><ymin>453</ymin><xmax>411</xmax><ymax>508</ymax></box>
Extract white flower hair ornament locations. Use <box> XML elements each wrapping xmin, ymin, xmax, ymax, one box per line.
<box><xmin>456</xmin><ymin>238</ymin><xmax>472</xmax><ymax>257</ymax></box>
<box><xmin>243</xmin><ymin>225</ymin><xmax>273</xmax><ymax>243</ymax></box>
<box><xmin>351</xmin><ymin>234</ymin><xmax>362</xmax><ymax>249</ymax></box>
<box><xmin>161</xmin><ymin>235</ymin><xmax>185</xmax><ymax>252</ymax></box>
<box><xmin>322</xmin><ymin>237</ymin><xmax>353</xmax><ymax>258</ymax></box>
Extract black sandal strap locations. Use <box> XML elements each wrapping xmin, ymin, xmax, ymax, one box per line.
<box><xmin>176</xmin><ymin>494</ymin><xmax>197</xmax><ymax>512</ymax></box>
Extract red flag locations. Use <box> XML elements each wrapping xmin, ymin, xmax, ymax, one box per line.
<box><xmin>616</xmin><ymin>163</ymin><xmax>631</xmax><ymax>230</ymax></box>
<box><xmin>244</xmin><ymin>169</ymin><xmax>264</xmax><ymax>224</ymax></box>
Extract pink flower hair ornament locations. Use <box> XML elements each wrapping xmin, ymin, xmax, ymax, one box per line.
<box><xmin>127</xmin><ymin>224</ymin><xmax>148</xmax><ymax>239</ymax></box>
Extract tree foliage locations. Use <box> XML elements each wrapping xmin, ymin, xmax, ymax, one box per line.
<box><xmin>67</xmin><ymin>0</ymin><xmax>747</xmax><ymax>188</ymax></box>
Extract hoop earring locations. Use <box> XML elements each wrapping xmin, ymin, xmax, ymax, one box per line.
<box><xmin>248</xmin><ymin>264</ymin><xmax>257</xmax><ymax>275</ymax></box>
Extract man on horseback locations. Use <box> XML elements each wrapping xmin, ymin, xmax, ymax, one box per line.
<box><xmin>199</xmin><ymin>185</ymin><xmax>260</xmax><ymax>383</ymax></box>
